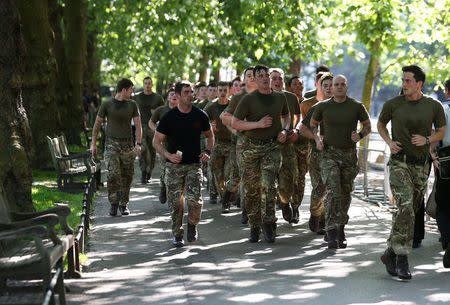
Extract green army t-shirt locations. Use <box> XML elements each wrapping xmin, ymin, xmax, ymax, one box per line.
<box><xmin>195</xmin><ymin>99</ymin><xmax>211</xmax><ymax>110</ymax></box>
<box><xmin>312</xmin><ymin>96</ymin><xmax>369</xmax><ymax>149</ymax></box>
<box><xmin>225</xmin><ymin>89</ymin><xmax>248</xmax><ymax>114</ymax></box>
<box><xmin>234</xmin><ymin>90</ymin><xmax>289</xmax><ymax>140</ymax></box>
<box><xmin>97</xmin><ymin>98</ymin><xmax>140</xmax><ymax>138</ymax></box>
<box><xmin>302</xmin><ymin>102</ymin><xmax>324</xmax><ymax>152</ymax></box>
<box><xmin>283</xmin><ymin>90</ymin><xmax>300</xmax><ymax>129</ymax></box>
<box><xmin>150</xmin><ymin>105</ymin><xmax>171</xmax><ymax>123</ymax></box>
<box><xmin>378</xmin><ymin>94</ymin><xmax>446</xmax><ymax>159</ymax></box>
<box><xmin>204</xmin><ymin>100</ymin><xmax>231</xmax><ymax>141</ymax></box>
<box><xmin>134</xmin><ymin>92</ymin><xmax>164</xmax><ymax>125</ymax></box>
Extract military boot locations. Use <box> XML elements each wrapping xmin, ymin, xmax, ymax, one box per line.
<box><xmin>221</xmin><ymin>191</ymin><xmax>233</xmax><ymax>214</ymax></box>
<box><xmin>187</xmin><ymin>223</ymin><xmax>198</xmax><ymax>242</ymax></box>
<box><xmin>309</xmin><ymin>215</ymin><xmax>319</xmax><ymax>232</ymax></box>
<box><xmin>281</xmin><ymin>203</ymin><xmax>293</xmax><ymax>222</ymax></box>
<box><xmin>338</xmin><ymin>225</ymin><xmax>347</xmax><ymax>248</ymax></box>
<box><xmin>290</xmin><ymin>205</ymin><xmax>299</xmax><ymax>224</ymax></box>
<box><xmin>109</xmin><ymin>204</ymin><xmax>119</xmax><ymax>216</ymax></box>
<box><xmin>262</xmin><ymin>222</ymin><xmax>276</xmax><ymax>243</ymax></box>
<box><xmin>159</xmin><ymin>187</ymin><xmax>167</xmax><ymax>204</ymax></box>
<box><xmin>444</xmin><ymin>242</ymin><xmax>450</xmax><ymax>268</ymax></box>
<box><xmin>396</xmin><ymin>255</ymin><xmax>412</xmax><ymax>279</ymax></box>
<box><xmin>209</xmin><ymin>193</ymin><xmax>217</xmax><ymax>204</ymax></box>
<box><xmin>248</xmin><ymin>227</ymin><xmax>260</xmax><ymax>243</ymax></box>
<box><xmin>380</xmin><ymin>248</ymin><xmax>397</xmax><ymax>276</ymax></box>
<box><xmin>141</xmin><ymin>171</ymin><xmax>148</xmax><ymax>184</ymax></box>
<box><xmin>326</xmin><ymin>229</ymin><xmax>338</xmax><ymax>249</ymax></box>
<box><xmin>241</xmin><ymin>208</ymin><xmax>248</xmax><ymax>224</ymax></box>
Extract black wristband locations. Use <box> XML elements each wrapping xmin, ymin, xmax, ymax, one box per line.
<box><xmin>136</xmin><ymin>142</ymin><xmax>142</xmax><ymax>146</ymax></box>
<box><xmin>204</xmin><ymin>149</ymin><xmax>211</xmax><ymax>155</ymax></box>
<box><xmin>358</xmin><ymin>132</ymin><xmax>364</xmax><ymax>139</ymax></box>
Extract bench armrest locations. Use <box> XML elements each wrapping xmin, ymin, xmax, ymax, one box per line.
<box><xmin>0</xmin><ymin>225</ymin><xmax>47</xmax><ymax>241</ymax></box>
<box><xmin>0</xmin><ymin>214</ymin><xmax>59</xmax><ymax>230</ymax></box>
<box><xmin>11</xmin><ymin>204</ymin><xmax>74</xmax><ymax>234</ymax></box>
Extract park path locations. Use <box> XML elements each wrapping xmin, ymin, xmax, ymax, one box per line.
<box><xmin>65</xmin><ymin>160</ymin><xmax>450</xmax><ymax>305</ymax></box>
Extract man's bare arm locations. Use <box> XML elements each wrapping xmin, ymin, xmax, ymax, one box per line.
<box><xmin>377</xmin><ymin>120</ymin><xmax>402</xmax><ymax>154</ymax></box>
<box><xmin>90</xmin><ymin>116</ymin><xmax>104</xmax><ymax>155</ymax></box>
<box><xmin>231</xmin><ymin>116</ymin><xmax>272</xmax><ymax>131</ymax></box>
<box><xmin>220</xmin><ymin>111</ymin><xmax>233</xmax><ymax>126</ymax></box>
<box><xmin>133</xmin><ymin>116</ymin><xmax>142</xmax><ymax>155</ymax></box>
<box><xmin>149</xmin><ymin>120</ymin><xmax>157</xmax><ymax>132</ymax></box>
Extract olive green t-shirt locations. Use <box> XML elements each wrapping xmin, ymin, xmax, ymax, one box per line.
<box><xmin>150</xmin><ymin>105</ymin><xmax>171</xmax><ymax>123</ymax></box>
<box><xmin>97</xmin><ymin>98</ymin><xmax>140</xmax><ymax>138</ymax></box>
<box><xmin>312</xmin><ymin>96</ymin><xmax>369</xmax><ymax>149</ymax></box>
<box><xmin>304</xmin><ymin>89</ymin><xmax>316</xmax><ymax>99</ymax></box>
<box><xmin>195</xmin><ymin>99</ymin><xmax>211</xmax><ymax>110</ymax></box>
<box><xmin>378</xmin><ymin>94</ymin><xmax>446</xmax><ymax>158</ymax></box>
<box><xmin>234</xmin><ymin>90</ymin><xmax>289</xmax><ymax>140</ymax></box>
<box><xmin>302</xmin><ymin>102</ymin><xmax>324</xmax><ymax>152</ymax></box>
<box><xmin>283</xmin><ymin>90</ymin><xmax>300</xmax><ymax>129</ymax></box>
<box><xmin>204</xmin><ymin>99</ymin><xmax>231</xmax><ymax>141</ymax></box>
<box><xmin>134</xmin><ymin>92</ymin><xmax>164</xmax><ymax>125</ymax></box>
<box><xmin>225</xmin><ymin>89</ymin><xmax>248</xmax><ymax>114</ymax></box>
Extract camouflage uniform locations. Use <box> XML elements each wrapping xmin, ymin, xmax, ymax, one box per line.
<box><xmin>278</xmin><ymin>143</ymin><xmax>298</xmax><ymax>204</ymax></box>
<box><xmin>387</xmin><ymin>158</ymin><xmax>430</xmax><ymax>255</ymax></box>
<box><xmin>241</xmin><ymin>137</ymin><xmax>282</xmax><ymax>227</ymax></box>
<box><xmin>320</xmin><ymin>146</ymin><xmax>359</xmax><ymax>231</ymax></box>
<box><xmin>292</xmin><ymin>139</ymin><xmax>310</xmax><ymax>209</ymax></box>
<box><xmin>104</xmin><ymin>137</ymin><xmax>135</xmax><ymax>206</ymax></box>
<box><xmin>157</xmin><ymin>152</ymin><xmax>166</xmax><ymax>192</ymax></box>
<box><xmin>165</xmin><ymin>162</ymin><xmax>203</xmax><ymax>238</ymax></box>
<box><xmin>309</xmin><ymin>148</ymin><xmax>325</xmax><ymax>217</ymax></box>
<box><xmin>228</xmin><ymin>135</ymin><xmax>240</xmax><ymax>193</ymax></box>
<box><xmin>210</xmin><ymin>140</ymin><xmax>236</xmax><ymax>197</ymax></box>
<box><xmin>140</xmin><ymin>126</ymin><xmax>156</xmax><ymax>175</ymax></box>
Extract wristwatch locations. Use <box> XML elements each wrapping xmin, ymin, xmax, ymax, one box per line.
<box><xmin>425</xmin><ymin>136</ymin><xmax>430</xmax><ymax>145</ymax></box>
<box><xmin>204</xmin><ymin>149</ymin><xmax>211</xmax><ymax>155</ymax></box>
<box><xmin>136</xmin><ymin>142</ymin><xmax>142</xmax><ymax>146</ymax></box>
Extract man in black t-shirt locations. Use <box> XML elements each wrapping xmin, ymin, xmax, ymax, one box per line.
<box><xmin>153</xmin><ymin>81</ymin><xmax>214</xmax><ymax>247</ymax></box>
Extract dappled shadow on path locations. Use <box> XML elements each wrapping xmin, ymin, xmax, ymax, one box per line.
<box><xmin>66</xmin><ymin>165</ymin><xmax>450</xmax><ymax>305</ymax></box>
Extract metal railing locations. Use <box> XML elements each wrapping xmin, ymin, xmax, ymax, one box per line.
<box><xmin>42</xmin><ymin>175</ymin><xmax>96</xmax><ymax>305</ymax></box>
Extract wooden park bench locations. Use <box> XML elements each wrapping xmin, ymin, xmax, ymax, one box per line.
<box><xmin>0</xmin><ymin>187</ymin><xmax>76</xmax><ymax>304</ymax></box>
<box><xmin>47</xmin><ymin>135</ymin><xmax>101</xmax><ymax>189</ymax></box>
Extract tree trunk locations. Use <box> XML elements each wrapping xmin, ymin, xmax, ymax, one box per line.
<box><xmin>64</xmin><ymin>0</ymin><xmax>87</xmax><ymax>144</ymax></box>
<box><xmin>0</xmin><ymin>0</ymin><xmax>34</xmax><ymax>212</ymax></box>
<box><xmin>288</xmin><ymin>55</ymin><xmax>302</xmax><ymax>77</ymax></box>
<box><xmin>358</xmin><ymin>39</ymin><xmax>381</xmax><ymax>168</ymax></box>
<box><xmin>211</xmin><ymin>65</ymin><xmax>220</xmax><ymax>82</ymax></box>
<box><xmin>84</xmin><ymin>27</ymin><xmax>101</xmax><ymax>93</ymax></box>
<box><xmin>48</xmin><ymin>0</ymin><xmax>71</xmax><ymax>134</ymax></box>
<box><xmin>17</xmin><ymin>0</ymin><xmax>61</xmax><ymax>169</ymax></box>
<box><xmin>198</xmin><ymin>49</ymin><xmax>208</xmax><ymax>82</ymax></box>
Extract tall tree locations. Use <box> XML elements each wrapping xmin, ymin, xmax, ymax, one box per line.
<box><xmin>17</xmin><ymin>0</ymin><xmax>61</xmax><ymax>168</ymax></box>
<box><xmin>64</xmin><ymin>0</ymin><xmax>87</xmax><ymax>144</ymax></box>
<box><xmin>0</xmin><ymin>0</ymin><xmax>34</xmax><ymax>212</ymax></box>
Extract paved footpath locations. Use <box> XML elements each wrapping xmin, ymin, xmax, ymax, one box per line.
<box><xmin>66</xmin><ymin>161</ymin><xmax>450</xmax><ymax>305</ymax></box>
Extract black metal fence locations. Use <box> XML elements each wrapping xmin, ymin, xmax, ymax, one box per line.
<box><xmin>42</xmin><ymin>175</ymin><xmax>96</xmax><ymax>305</ymax></box>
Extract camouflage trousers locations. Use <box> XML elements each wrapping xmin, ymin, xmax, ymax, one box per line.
<box><xmin>236</xmin><ymin>136</ymin><xmax>246</xmax><ymax>207</ymax></box>
<box><xmin>165</xmin><ymin>162</ymin><xmax>203</xmax><ymax>238</ymax></box>
<box><xmin>320</xmin><ymin>146</ymin><xmax>359</xmax><ymax>231</ymax></box>
<box><xmin>139</xmin><ymin>127</ymin><xmax>156</xmax><ymax>175</ymax></box>
<box><xmin>278</xmin><ymin>143</ymin><xmax>298</xmax><ymax>204</ymax></box>
<box><xmin>309</xmin><ymin>149</ymin><xmax>325</xmax><ymax>217</ymax></box>
<box><xmin>104</xmin><ymin>138</ymin><xmax>135</xmax><ymax>206</ymax></box>
<box><xmin>387</xmin><ymin>158</ymin><xmax>430</xmax><ymax>255</ymax></box>
<box><xmin>210</xmin><ymin>140</ymin><xmax>236</xmax><ymax>198</ymax></box>
<box><xmin>241</xmin><ymin>137</ymin><xmax>281</xmax><ymax>227</ymax></box>
<box><xmin>292</xmin><ymin>141</ymin><xmax>310</xmax><ymax>209</ymax></box>
<box><xmin>158</xmin><ymin>153</ymin><xmax>166</xmax><ymax>191</ymax></box>
<box><xmin>228</xmin><ymin>139</ymin><xmax>240</xmax><ymax>194</ymax></box>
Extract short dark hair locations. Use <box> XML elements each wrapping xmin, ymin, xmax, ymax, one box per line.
<box><xmin>287</xmin><ymin>76</ymin><xmax>301</xmax><ymax>87</ymax></box>
<box><xmin>243</xmin><ymin>66</ymin><xmax>255</xmax><ymax>79</ymax></box>
<box><xmin>208</xmin><ymin>82</ymin><xmax>217</xmax><ymax>88</ymax></box>
<box><xmin>117</xmin><ymin>78</ymin><xmax>133</xmax><ymax>92</ymax></box>
<box><xmin>143</xmin><ymin>76</ymin><xmax>152</xmax><ymax>82</ymax></box>
<box><xmin>402</xmin><ymin>65</ymin><xmax>426</xmax><ymax>83</ymax></box>
<box><xmin>231</xmin><ymin>75</ymin><xmax>241</xmax><ymax>86</ymax></box>
<box><xmin>195</xmin><ymin>81</ymin><xmax>207</xmax><ymax>89</ymax></box>
<box><xmin>316</xmin><ymin>64</ymin><xmax>330</xmax><ymax>74</ymax></box>
<box><xmin>445</xmin><ymin>79</ymin><xmax>450</xmax><ymax>91</ymax></box>
<box><xmin>217</xmin><ymin>81</ymin><xmax>229</xmax><ymax>87</ymax></box>
<box><xmin>167</xmin><ymin>87</ymin><xmax>175</xmax><ymax>94</ymax></box>
<box><xmin>174</xmin><ymin>81</ymin><xmax>191</xmax><ymax>94</ymax></box>
<box><xmin>319</xmin><ymin>73</ymin><xmax>333</xmax><ymax>86</ymax></box>
<box><xmin>253</xmin><ymin>64</ymin><xmax>269</xmax><ymax>77</ymax></box>
<box><xmin>315</xmin><ymin>71</ymin><xmax>326</xmax><ymax>83</ymax></box>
